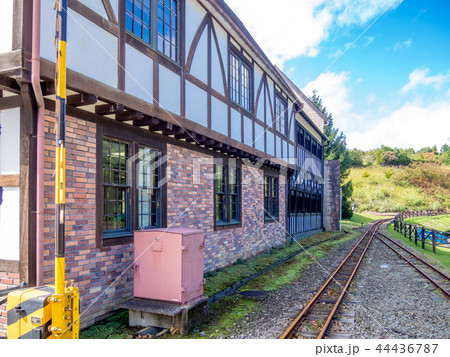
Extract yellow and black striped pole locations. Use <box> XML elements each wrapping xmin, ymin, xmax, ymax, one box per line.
<box><xmin>55</xmin><ymin>0</ymin><xmax>67</xmax><ymax>298</ymax></box>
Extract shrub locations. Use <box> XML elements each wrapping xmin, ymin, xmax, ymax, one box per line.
<box><xmin>361</xmin><ymin>170</ymin><xmax>370</xmax><ymax>178</ymax></box>
<box><xmin>384</xmin><ymin>168</ymin><xmax>394</xmax><ymax>179</ymax></box>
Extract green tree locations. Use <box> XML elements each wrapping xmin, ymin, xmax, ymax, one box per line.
<box><xmin>310</xmin><ymin>90</ymin><xmax>353</xmax><ymax>219</ymax></box>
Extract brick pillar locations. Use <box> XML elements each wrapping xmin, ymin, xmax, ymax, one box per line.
<box><xmin>323</xmin><ymin>160</ymin><xmax>341</xmax><ymax>231</ymax></box>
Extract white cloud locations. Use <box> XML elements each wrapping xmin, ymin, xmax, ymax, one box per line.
<box><xmin>225</xmin><ymin>0</ymin><xmax>403</xmax><ymax>67</ymax></box>
<box><xmin>347</xmin><ymin>102</ymin><xmax>450</xmax><ymax>150</ymax></box>
<box><xmin>393</xmin><ymin>38</ymin><xmax>412</xmax><ymax>51</ymax></box>
<box><xmin>303</xmin><ymin>71</ymin><xmax>361</xmax><ymax>134</ymax></box>
<box><xmin>400</xmin><ymin>68</ymin><xmax>449</xmax><ymax>94</ymax></box>
<box><xmin>366</xmin><ymin>93</ymin><xmax>376</xmax><ymax>104</ymax></box>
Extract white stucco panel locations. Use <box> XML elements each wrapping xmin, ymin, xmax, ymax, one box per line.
<box><xmin>267</xmin><ymin>131</ymin><xmax>275</xmax><ymax>156</ymax></box>
<box><xmin>256</xmin><ymin>82</ymin><xmax>265</xmax><ymax>122</ymax></box>
<box><xmin>125</xmin><ymin>44</ymin><xmax>153</xmax><ymax>102</ymax></box>
<box><xmin>189</xmin><ymin>29</ymin><xmax>208</xmax><ymax>84</ymax></box>
<box><xmin>276</xmin><ymin>136</ymin><xmax>282</xmax><ymax>159</ymax></box>
<box><xmin>0</xmin><ymin>187</ymin><xmax>20</xmax><ymax>261</ymax></box>
<box><xmin>0</xmin><ymin>108</ymin><xmax>20</xmax><ymax>175</ymax></box>
<box><xmin>185</xmin><ymin>0</ymin><xmax>207</xmax><ymax>60</ymax></box>
<box><xmin>254</xmin><ymin>123</ymin><xmax>265</xmax><ymax>153</ymax></box>
<box><xmin>211</xmin><ymin>38</ymin><xmax>225</xmax><ymax>96</ymax></box>
<box><xmin>266</xmin><ymin>90</ymin><xmax>273</xmax><ymax>126</ymax></box>
<box><xmin>110</xmin><ymin>0</ymin><xmax>118</xmax><ymax>19</ymax></box>
<box><xmin>230</xmin><ymin>109</ymin><xmax>241</xmax><ymax>142</ymax></box>
<box><xmin>254</xmin><ymin>65</ymin><xmax>263</xmax><ymax>107</ymax></box>
<box><xmin>212</xmin><ymin>19</ymin><xmax>228</xmax><ymax>76</ymax></box>
<box><xmin>0</xmin><ymin>0</ymin><xmax>13</xmax><ymax>54</ymax></box>
<box><xmin>67</xmin><ymin>11</ymin><xmax>118</xmax><ymax>88</ymax></box>
<box><xmin>79</xmin><ymin>0</ymin><xmax>108</xmax><ymax>18</ymax></box>
<box><xmin>40</xmin><ymin>0</ymin><xmax>57</xmax><ymax>61</ymax></box>
<box><xmin>243</xmin><ymin>116</ymin><xmax>253</xmax><ymax>147</ymax></box>
<box><xmin>186</xmin><ymin>81</ymin><xmax>207</xmax><ymax>127</ymax></box>
<box><xmin>159</xmin><ymin>66</ymin><xmax>180</xmax><ymax>115</ymax></box>
<box><xmin>211</xmin><ymin>98</ymin><xmax>228</xmax><ymax>135</ymax></box>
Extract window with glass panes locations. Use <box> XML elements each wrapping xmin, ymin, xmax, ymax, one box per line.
<box><xmin>137</xmin><ymin>146</ymin><xmax>161</xmax><ymax>229</ymax></box>
<box><xmin>102</xmin><ymin>138</ymin><xmax>130</xmax><ymax>235</ymax></box>
<box><xmin>125</xmin><ymin>0</ymin><xmax>178</xmax><ymax>62</ymax></box>
<box><xmin>264</xmin><ymin>176</ymin><xmax>279</xmax><ymax>220</ymax></box>
<box><xmin>275</xmin><ymin>95</ymin><xmax>287</xmax><ymax>135</ymax></box>
<box><xmin>215</xmin><ymin>164</ymin><xmax>240</xmax><ymax>225</ymax></box>
<box><xmin>230</xmin><ymin>53</ymin><xmax>251</xmax><ymax>111</ymax></box>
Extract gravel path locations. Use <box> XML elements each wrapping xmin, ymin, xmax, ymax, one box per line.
<box><xmin>348</xmin><ymin>226</ymin><xmax>449</xmax><ymax>339</ymax></box>
<box><xmin>218</xmin><ymin>234</ymin><xmax>364</xmax><ymax>339</ymax></box>
<box><xmin>207</xmin><ymin>224</ymin><xmax>449</xmax><ymax>339</ymax></box>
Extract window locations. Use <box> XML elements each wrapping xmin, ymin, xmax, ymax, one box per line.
<box><xmin>230</xmin><ymin>53</ymin><xmax>252</xmax><ymax>111</ymax></box>
<box><xmin>137</xmin><ymin>146</ymin><xmax>161</xmax><ymax>229</ymax></box>
<box><xmin>215</xmin><ymin>164</ymin><xmax>241</xmax><ymax>225</ymax></box>
<box><xmin>101</xmin><ymin>136</ymin><xmax>164</xmax><ymax>240</ymax></box>
<box><xmin>297</xmin><ymin>126</ymin><xmax>304</xmax><ymax>147</ymax></box>
<box><xmin>264</xmin><ymin>175</ymin><xmax>279</xmax><ymax>220</ymax></box>
<box><xmin>275</xmin><ymin>95</ymin><xmax>287</xmax><ymax>135</ymax></box>
<box><xmin>102</xmin><ymin>138</ymin><xmax>131</xmax><ymax>235</ymax></box>
<box><xmin>125</xmin><ymin>0</ymin><xmax>178</xmax><ymax>62</ymax></box>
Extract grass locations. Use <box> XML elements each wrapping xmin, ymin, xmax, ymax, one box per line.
<box><xmin>81</xmin><ymin>231</ymin><xmax>361</xmax><ymax>339</ymax></box>
<box><xmin>80</xmin><ymin>310</ymin><xmax>132</xmax><ymax>339</ymax></box>
<box><xmin>203</xmin><ymin>231</ymin><xmax>345</xmax><ymax>297</ymax></box>
<box><xmin>183</xmin><ymin>231</ymin><xmax>361</xmax><ymax>339</ymax></box>
<box><xmin>403</xmin><ymin>214</ymin><xmax>450</xmax><ymax>232</ymax></box>
<box><xmin>349</xmin><ymin>165</ymin><xmax>449</xmax><ymax>213</ymax></box>
<box><xmin>385</xmin><ymin>223</ymin><xmax>450</xmax><ymax>270</ymax></box>
<box><xmin>341</xmin><ymin>212</ymin><xmax>386</xmax><ymax>229</ymax></box>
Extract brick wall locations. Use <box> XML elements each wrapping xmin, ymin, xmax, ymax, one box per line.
<box><xmin>166</xmin><ymin>144</ymin><xmax>287</xmax><ymax>272</ymax></box>
<box><xmin>0</xmin><ymin>272</ymin><xmax>20</xmax><ymax>337</ymax></box>
<box><xmin>0</xmin><ymin>113</ymin><xmax>288</xmax><ymax>335</ymax></box>
<box><xmin>324</xmin><ymin>160</ymin><xmax>341</xmax><ymax>231</ymax></box>
<box><xmin>41</xmin><ymin>112</ymin><xmax>134</xmax><ymax>329</ymax></box>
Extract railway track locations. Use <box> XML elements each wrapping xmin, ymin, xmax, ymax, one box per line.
<box><xmin>280</xmin><ymin>219</ymin><xmax>390</xmax><ymax>339</ymax></box>
<box><xmin>375</xmin><ymin>231</ymin><xmax>450</xmax><ymax>299</ymax></box>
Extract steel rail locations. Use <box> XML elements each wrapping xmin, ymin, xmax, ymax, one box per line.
<box><xmin>375</xmin><ymin>234</ymin><xmax>450</xmax><ymax>299</ymax></box>
<box><xmin>280</xmin><ymin>219</ymin><xmax>388</xmax><ymax>339</ymax></box>
<box><xmin>377</xmin><ymin>231</ymin><xmax>450</xmax><ymax>281</ymax></box>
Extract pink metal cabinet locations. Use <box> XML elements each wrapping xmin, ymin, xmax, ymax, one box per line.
<box><xmin>133</xmin><ymin>228</ymin><xmax>205</xmax><ymax>305</ymax></box>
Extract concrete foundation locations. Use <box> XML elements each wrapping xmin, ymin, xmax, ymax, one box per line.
<box><xmin>121</xmin><ymin>297</ymin><xmax>209</xmax><ymax>336</ymax></box>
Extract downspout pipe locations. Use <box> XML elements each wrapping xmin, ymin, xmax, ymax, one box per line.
<box><xmin>32</xmin><ymin>0</ymin><xmax>45</xmax><ymax>286</ymax></box>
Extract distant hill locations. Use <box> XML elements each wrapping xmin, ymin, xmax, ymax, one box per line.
<box><xmin>348</xmin><ymin>162</ymin><xmax>450</xmax><ymax>213</ymax></box>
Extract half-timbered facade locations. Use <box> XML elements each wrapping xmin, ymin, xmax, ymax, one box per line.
<box><xmin>0</xmin><ymin>0</ymin><xmax>331</xmax><ymax>334</ymax></box>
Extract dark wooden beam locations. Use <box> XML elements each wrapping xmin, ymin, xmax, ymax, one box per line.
<box><xmin>0</xmin><ymin>76</ymin><xmax>21</xmax><ymax>94</ymax></box>
<box><xmin>133</xmin><ymin>116</ymin><xmax>159</xmax><ymax>127</ymax></box>
<box><xmin>196</xmin><ymin>135</ymin><xmax>207</xmax><ymax>144</ymax></box>
<box><xmin>162</xmin><ymin>126</ymin><xmax>185</xmax><ymax>136</ymax></box>
<box><xmin>0</xmin><ymin>95</ymin><xmax>22</xmax><ymax>110</ymax></box>
<box><xmin>175</xmin><ymin>130</ymin><xmax>195</xmax><ymax>140</ymax></box>
<box><xmin>95</xmin><ymin>103</ymin><xmax>124</xmax><ymax>115</ymax></box>
<box><xmin>0</xmin><ymin>50</ymin><xmax>22</xmax><ymax>75</ymax></box>
<box><xmin>149</xmin><ymin>121</ymin><xmax>173</xmax><ymax>131</ymax></box>
<box><xmin>204</xmin><ymin>139</ymin><xmax>216</xmax><ymax>148</ymax></box>
<box><xmin>101</xmin><ymin>0</ymin><xmax>118</xmax><ymax>24</ymax></box>
<box><xmin>41</xmin><ymin>81</ymin><xmax>55</xmax><ymax>96</ymax></box>
<box><xmin>116</xmin><ymin>110</ymin><xmax>143</xmax><ymax>121</ymax></box>
<box><xmin>67</xmin><ymin>93</ymin><xmax>97</xmax><ymax>107</ymax></box>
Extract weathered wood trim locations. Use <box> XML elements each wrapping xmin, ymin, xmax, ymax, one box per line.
<box><xmin>118</xmin><ymin>0</ymin><xmax>126</xmax><ymax>90</ymax></box>
<box><xmin>207</xmin><ymin>18</ymin><xmax>212</xmax><ymax>129</ymax></box>
<box><xmin>210</xmin><ymin>20</ymin><xmax>228</xmax><ymax>98</ymax></box>
<box><xmin>185</xmin><ymin>14</ymin><xmax>209</xmax><ymax>73</ymax></box>
<box><xmin>101</xmin><ymin>0</ymin><xmax>118</xmax><ymax>24</ymax></box>
<box><xmin>0</xmin><ymin>50</ymin><xmax>23</xmax><ymax>75</ymax></box>
<box><xmin>0</xmin><ymin>175</ymin><xmax>20</xmax><ymax>187</ymax></box>
<box><xmin>0</xmin><ymin>76</ymin><xmax>21</xmax><ymax>95</ymax></box>
<box><xmin>68</xmin><ymin>0</ymin><xmax>119</xmax><ymax>36</ymax></box>
<box><xmin>153</xmin><ymin>60</ymin><xmax>159</xmax><ymax>106</ymax></box>
<box><xmin>18</xmin><ymin>83</ymin><xmax>36</xmax><ymax>286</ymax></box>
<box><xmin>0</xmin><ymin>95</ymin><xmax>22</xmax><ymax>110</ymax></box>
<box><xmin>0</xmin><ymin>260</ymin><xmax>20</xmax><ymax>273</ymax></box>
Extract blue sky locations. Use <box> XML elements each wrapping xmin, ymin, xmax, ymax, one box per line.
<box><xmin>226</xmin><ymin>0</ymin><xmax>450</xmax><ymax>151</ymax></box>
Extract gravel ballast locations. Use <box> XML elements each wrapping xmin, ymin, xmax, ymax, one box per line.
<box><xmin>204</xmin><ymin>225</ymin><xmax>449</xmax><ymax>339</ymax></box>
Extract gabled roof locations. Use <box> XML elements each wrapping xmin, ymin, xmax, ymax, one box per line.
<box><xmin>208</xmin><ymin>1</ymin><xmax>327</xmax><ymax>139</ymax></box>
<box><xmin>275</xmin><ymin>67</ymin><xmax>328</xmax><ymax>138</ymax></box>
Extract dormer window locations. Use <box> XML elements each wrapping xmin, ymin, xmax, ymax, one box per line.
<box><xmin>275</xmin><ymin>95</ymin><xmax>287</xmax><ymax>136</ymax></box>
<box><xmin>125</xmin><ymin>0</ymin><xmax>178</xmax><ymax>62</ymax></box>
<box><xmin>230</xmin><ymin>52</ymin><xmax>252</xmax><ymax>112</ymax></box>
